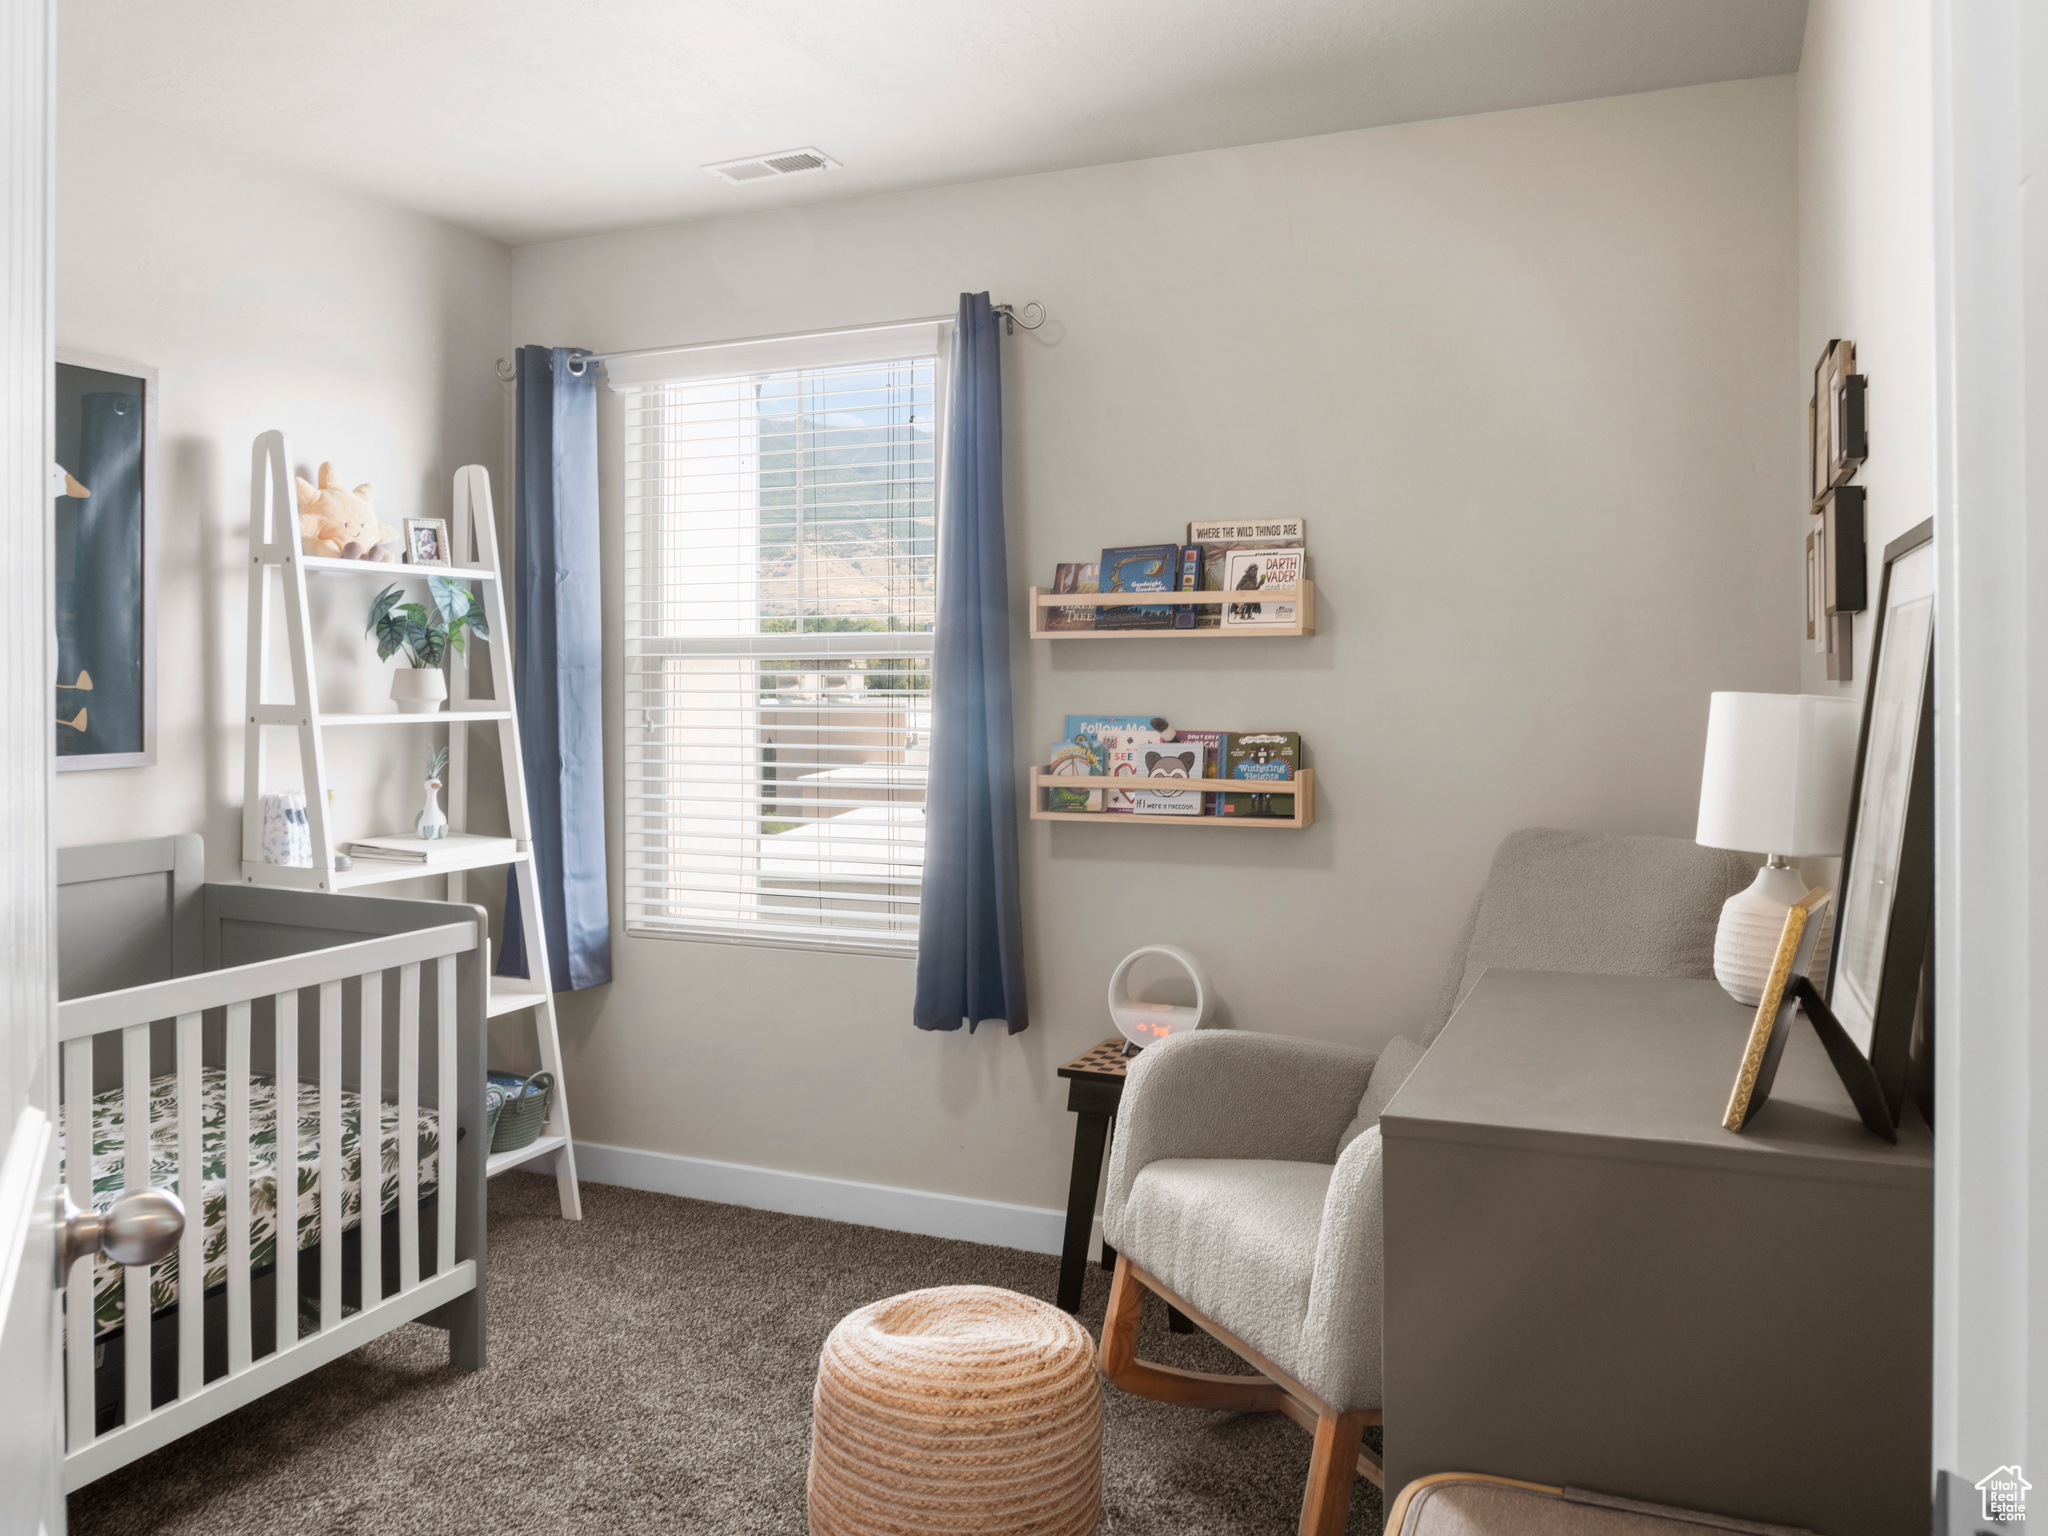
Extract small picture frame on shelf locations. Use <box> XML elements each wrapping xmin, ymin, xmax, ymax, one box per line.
<box><xmin>404</xmin><ymin>517</ymin><xmax>450</xmax><ymax>567</ymax></box>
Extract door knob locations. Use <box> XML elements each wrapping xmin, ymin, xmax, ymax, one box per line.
<box><xmin>56</xmin><ymin>1187</ymin><xmax>185</xmax><ymax>1283</ymax></box>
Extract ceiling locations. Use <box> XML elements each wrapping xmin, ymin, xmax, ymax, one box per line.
<box><xmin>58</xmin><ymin>0</ymin><xmax>1807</xmax><ymax>247</ymax></box>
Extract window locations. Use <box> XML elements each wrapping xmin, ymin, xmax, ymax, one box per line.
<box><xmin>622</xmin><ymin>337</ymin><xmax>940</xmax><ymax>953</ymax></box>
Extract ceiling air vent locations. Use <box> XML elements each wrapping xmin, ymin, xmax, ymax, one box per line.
<box><xmin>703</xmin><ymin>148</ymin><xmax>842</xmax><ymax>185</ymax></box>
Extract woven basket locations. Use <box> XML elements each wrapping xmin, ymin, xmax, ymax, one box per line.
<box><xmin>486</xmin><ymin>1070</ymin><xmax>553</xmax><ymax>1153</ymax></box>
<box><xmin>808</xmin><ymin>1284</ymin><xmax>1102</xmax><ymax>1536</ymax></box>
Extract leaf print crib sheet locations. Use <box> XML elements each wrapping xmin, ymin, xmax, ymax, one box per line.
<box><xmin>66</xmin><ymin>1067</ymin><xmax>441</xmax><ymax>1339</ymax></box>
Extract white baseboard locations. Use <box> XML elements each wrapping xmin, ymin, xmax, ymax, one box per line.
<box><xmin>573</xmin><ymin>1141</ymin><xmax>1106</xmax><ymax>1259</ymax></box>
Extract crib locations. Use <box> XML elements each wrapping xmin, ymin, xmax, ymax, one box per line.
<box><xmin>57</xmin><ymin>834</ymin><xmax>488</xmax><ymax>1489</ymax></box>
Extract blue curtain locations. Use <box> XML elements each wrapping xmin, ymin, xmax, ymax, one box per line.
<box><xmin>913</xmin><ymin>295</ymin><xmax>1027</xmax><ymax>1034</ymax></box>
<box><xmin>499</xmin><ymin>346</ymin><xmax>612</xmax><ymax>991</ymax></box>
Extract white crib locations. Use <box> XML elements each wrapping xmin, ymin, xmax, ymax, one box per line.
<box><xmin>57</xmin><ymin>835</ymin><xmax>489</xmax><ymax>1489</ymax></box>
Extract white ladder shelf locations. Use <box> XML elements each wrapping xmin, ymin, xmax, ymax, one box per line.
<box><xmin>240</xmin><ymin>431</ymin><xmax>581</xmax><ymax>1219</ymax></box>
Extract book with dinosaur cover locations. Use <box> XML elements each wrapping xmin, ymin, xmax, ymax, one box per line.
<box><xmin>1047</xmin><ymin>562</ymin><xmax>1098</xmax><ymax>631</ymax></box>
<box><xmin>1222</xmin><ymin>547</ymin><xmax>1305</xmax><ymax>630</ymax></box>
<box><xmin>1097</xmin><ymin>544</ymin><xmax>1181</xmax><ymax>631</ymax></box>
<box><xmin>1219</xmin><ymin>731</ymin><xmax>1300</xmax><ymax>817</ymax></box>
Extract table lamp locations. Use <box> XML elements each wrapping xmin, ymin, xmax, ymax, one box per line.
<box><xmin>1695</xmin><ymin>691</ymin><xmax>1859</xmax><ymax>1006</ymax></box>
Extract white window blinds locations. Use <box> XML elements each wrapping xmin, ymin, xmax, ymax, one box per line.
<box><xmin>623</xmin><ymin>348</ymin><xmax>939</xmax><ymax>953</ymax></box>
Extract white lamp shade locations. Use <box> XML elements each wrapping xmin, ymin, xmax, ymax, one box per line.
<box><xmin>1696</xmin><ymin>692</ymin><xmax>1859</xmax><ymax>856</ymax></box>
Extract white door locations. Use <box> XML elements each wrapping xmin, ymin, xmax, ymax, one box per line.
<box><xmin>0</xmin><ymin>1114</ymin><xmax>62</xmax><ymax>1535</ymax></box>
<box><xmin>1</xmin><ymin>0</ymin><xmax>63</xmax><ymax>1528</ymax></box>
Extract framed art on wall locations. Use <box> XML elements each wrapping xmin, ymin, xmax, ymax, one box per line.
<box><xmin>1810</xmin><ymin>343</ymin><xmax>1835</xmax><ymax>504</ymax></box>
<box><xmin>53</xmin><ymin>350</ymin><xmax>157</xmax><ymax>770</ymax></box>
<box><xmin>1825</xmin><ymin>518</ymin><xmax>1935</xmax><ymax>1123</ymax></box>
<box><xmin>1813</xmin><ymin>339</ymin><xmax>1867</xmax><ymax>495</ymax></box>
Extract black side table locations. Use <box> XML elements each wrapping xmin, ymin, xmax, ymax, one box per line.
<box><xmin>1055</xmin><ymin>1039</ymin><xmax>1190</xmax><ymax>1331</ymax></box>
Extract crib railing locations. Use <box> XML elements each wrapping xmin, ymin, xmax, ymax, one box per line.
<box><xmin>57</xmin><ymin>917</ymin><xmax>478</xmax><ymax>1484</ymax></box>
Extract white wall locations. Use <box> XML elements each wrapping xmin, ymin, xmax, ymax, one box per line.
<box><xmin>1798</xmin><ymin>0</ymin><xmax>1937</xmax><ymax>692</ymax></box>
<box><xmin>510</xmin><ymin>76</ymin><xmax>1801</xmax><ymax>1215</ymax></box>
<box><xmin>53</xmin><ymin>95</ymin><xmax>511</xmax><ymax>874</ymax></box>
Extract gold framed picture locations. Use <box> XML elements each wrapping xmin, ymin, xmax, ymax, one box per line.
<box><xmin>1723</xmin><ymin>887</ymin><xmax>1832</xmax><ymax>1132</ymax></box>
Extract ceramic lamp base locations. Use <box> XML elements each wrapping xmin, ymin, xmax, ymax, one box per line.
<box><xmin>1713</xmin><ymin>860</ymin><xmax>1811</xmax><ymax>1006</ymax></box>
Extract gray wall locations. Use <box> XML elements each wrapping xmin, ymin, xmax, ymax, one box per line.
<box><xmin>508</xmin><ymin>75</ymin><xmax>1803</xmax><ymax>1215</ymax></box>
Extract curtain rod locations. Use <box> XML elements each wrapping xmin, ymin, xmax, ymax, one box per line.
<box><xmin>492</xmin><ymin>301</ymin><xmax>1043</xmax><ymax>383</ymax></box>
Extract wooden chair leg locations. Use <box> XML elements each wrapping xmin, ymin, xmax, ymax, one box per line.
<box><xmin>1299</xmin><ymin>1408</ymin><xmax>1369</xmax><ymax>1536</ymax></box>
<box><xmin>1099</xmin><ymin>1255</ymin><xmax>1291</xmax><ymax>1413</ymax></box>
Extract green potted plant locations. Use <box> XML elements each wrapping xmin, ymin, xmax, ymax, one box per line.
<box><xmin>367</xmin><ymin>577</ymin><xmax>490</xmax><ymax>715</ymax></box>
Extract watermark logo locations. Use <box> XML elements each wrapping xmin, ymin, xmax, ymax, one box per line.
<box><xmin>1977</xmin><ymin>1465</ymin><xmax>2031</xmax><ymax>1524</ymax></box>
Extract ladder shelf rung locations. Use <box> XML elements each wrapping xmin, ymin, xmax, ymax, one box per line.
<box><xmin>487</xmin><ymin>977</ymin><xmax>550</xmax><ymax>1018</ymax></box>
<box><xmin>487</xmin><ymin>1134</ymin><xmax>567</xmax><ymax>1178</ymax></box>
<box><xmin>296</xmin><ymin>556</ymin><xmax>497</xmax><ymax>580</ymax></box>
<box><xmin>329</xmin><ymin>709</ymin><xmax>513</xmax><ymax>725</ymax></box>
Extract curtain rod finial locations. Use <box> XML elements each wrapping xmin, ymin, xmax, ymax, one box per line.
<box><xmin>494</xmin><ymin>358</ymin><xmax>516</xmax><ymax>384</ymax></box>
<box><xmin>993</xmin><ymin>301</ymin><xmax>1045</xmax><ymax>336</ymax></box>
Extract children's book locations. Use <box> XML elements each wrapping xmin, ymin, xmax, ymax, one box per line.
<box><xmin>1097</xmin><ymin>544</ymin><xmax>1181</xmax><ymax>631</ymax></box>
<box><xmin>1186</xmin><ymin>517</ymin><xmax>1307</xmax><ymax>546</ymax></box>
<box><xmin>1129</xmin><ymin>741</ymin><xmax>1203</xmax><ymax>815</ymax></box>
<box><xmin>1047</xmin><ymin>562</ymin><xmax>1098</xmax><ymax>632</ymax></box>
<box><xmin>1222</xmin><ymin>547</ymin><xmax>1305</xmax><ymax>629</ymax></box>
<box><xmin>1189</xmin><ymin>518</ymin><xmax>1308</xmax><ymax>627</ymax></box>
<box><xmin>1103</xmin><ymin>728</ymin><xmax>1166</xmax><ymax>812</ymax></box>
<box><xmin>1174</xmin><ymin>545</ymin><xmax>1202</xmax><ymax>629</ymax></box>
<box><xmin>1171</xmin><ymin>728</ymin><xmax>1228</xmax><ymax>814</ymax></box>
<box><xmin>1220</xmin><ymin>731</ymin><xmax>1300</xmax><ymax>818</ymax></box>
<box><xmin>1045</xmin><ymin>736</ymin><xmax>1106</xmax><ymax>812</ymax></box>
<box><xmin>1064</xmin><ymin>716</ymin><xmax>1169</xmax><ymax>813</ymax></box>
<box><xmin>1064</xmin><ymin>714</ymin><xmax>1168</xmax><ymax>744</ymax></box>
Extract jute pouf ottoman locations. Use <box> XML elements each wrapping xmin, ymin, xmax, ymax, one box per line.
<box><xmin>808</xmin><ymin>1284</ymin><xmax>1103</xmax><ymax>1536</ymax></box>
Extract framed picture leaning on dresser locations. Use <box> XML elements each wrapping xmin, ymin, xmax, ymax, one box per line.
<box><xmin>1826</xmin><ymin>518</ymin><xmax>1935</xmax><ymax>1126</ymax></box>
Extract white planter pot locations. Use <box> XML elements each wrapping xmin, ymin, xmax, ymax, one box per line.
<box><xmin>390</xmin><ymin>667</ymin><xmax>448</xmax><ymax>715</ymax></box>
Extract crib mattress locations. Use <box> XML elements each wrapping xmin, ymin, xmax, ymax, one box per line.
<box><xmin>68</xmin><ymin>1067</ymin><xmax>441</xmax><ymax>1340</ymax></box>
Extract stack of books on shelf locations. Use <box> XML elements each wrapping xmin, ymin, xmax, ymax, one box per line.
<box><xmin>1046</xmin><ymin>518</ymin><xmax>1306</xmax><ymax>633</ymax></box>
<box><xmin>347</xmin><ymin>832</ymin><xmax>517</xmax><ymax>865</ymax></box>
<box><xmin>1043</xmin><ymin>715</ymin><xmax>1302</xmax><ymax>819</ymax></box>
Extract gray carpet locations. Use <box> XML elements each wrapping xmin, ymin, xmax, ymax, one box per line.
<box><xmin>68</xmin><ymin>1173</ymin><xmax>1383</xmax><ymax>1534</ymax></box>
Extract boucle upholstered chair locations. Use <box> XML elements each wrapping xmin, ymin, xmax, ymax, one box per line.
<box><xmin>1098</xmin><ymin>829</ymin><xmax>1753</xmax><ymax>1536</ymax></box>
<box><xmin>1383</xmin><ymin>1472</ymin><xmax>1811</xmax><ymax>1535</ymax></box>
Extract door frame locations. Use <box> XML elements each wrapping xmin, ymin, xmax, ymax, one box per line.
<box><xmin>1930</xmin><ymin>0</ymin><xmax>2046</xmax><ymax>1509</ymax></box>
<box><xmin>0</xmin><ymin>0</ymin><xmax>62</xmax><ymax>1527</ymax></box>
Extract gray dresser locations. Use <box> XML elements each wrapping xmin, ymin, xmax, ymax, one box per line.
<box><xmin>1381</xmin><ymin>969</ymin><xmax>1931</xmax><ymax>1536</ymax></box>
